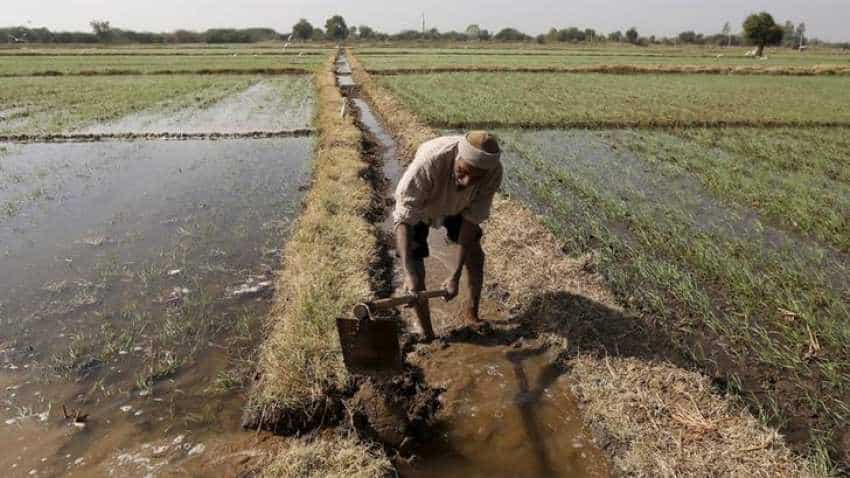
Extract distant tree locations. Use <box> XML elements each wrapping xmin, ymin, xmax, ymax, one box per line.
<box><xmin>545</xmin><ymin>27</ymin><xmax>559</xmax><ymax>43</ymax></box>
<box><xmin>393</xmin><ymin>30</ymin><xmax>421</xmax><ymax>41</ymax></box>
<box><xmin>558</xmin><ymin>27</ymin><xmax>585</xmax><ymax>42</ymax></box>
<box><xmin>90</xmin><ymin>19</ymin><xmax>113</xmax><ymax>42</ymax></box>
<box><xmin>743</xmin><ymin>12</ymin><xmax>783</xmax><ymax>57</ymax></box>
<box><xmin>797</xmin><ymin>22</ymin><xmax>806</xmax><ymax>48</ymax></box>
<box><xmin>584</xmin><ymin>28</ymin><xmax>597</xmax><ymax>42</ymax></box>
<box><xmin>478</xmin><ymin>29</ymin><xmax>492</xmax><ymax>41</ymax></box>
<box><xmin>608</xmin><ymin>30</ymin><xmax>623</xmax><ymax>42</ymax></box>
<box><xmin>781</xmin><ymin>20</ymin><xmax>796</xmax><ymax>47</ymax></box>
<box><xmin>494</xmin><ymin>27</ymin><xmax>530</xmax><ymax>42</ymax></box>
<box><xmin>325</xmin><ymin>15</ymin><xmax>349</xmax><ymax>41</ymax></box>
<box><xmin>625</xmin><ymin>27</ymin><xmax>639</xmax><ymax>44</ymax></box>
<box><xmin>722</xmin><ymin>21</ymin><xmax>732</xmax><ymax>47</ymax></box>
<box><xmin>292</xmin><ymin>19</ymin><xmax>314</xmax><ymax>40</ymax></box>
<box><xmin>465</xmin><ymin>24</ymin><xmax>481</xmax><ymax>40</ymax></box>
<box><xmin>349</xmin><ymin>26</ymin><xmax>358</xmax><ymax>38</ymax></box>
<box><xmin>678</xmin><ymin>31</ymin><xmax>698</xmax><ymax>44</ymax></box>
<box><xmin>358</xmin><ymin>25</ymin><xmax>375</xmax><ymax>39</ymax></box>
<box><xmin>311</xmin><ymin>28</ymin><xmax>325</xmax><ymax>41</ymax></box>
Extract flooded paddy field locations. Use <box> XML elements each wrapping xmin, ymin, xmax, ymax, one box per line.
<box><xmin>495</xmin><ymin>127</ymin><xmax>849</xmax><ymax>464</ymax></box>
<box><xmin>0</xmin><ymin>137</ymin><xmax>312</xmax><ymax>475</ymax></box>
<box><xmin>0</xmin><ymin>75</ymin><xmax>314</xmax><ymax>136</ymax></box>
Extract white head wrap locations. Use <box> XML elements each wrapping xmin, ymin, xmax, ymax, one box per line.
<box><xmin>457</xmin><ymin>134</ymin><xmax>501</xmax><ymax>170</ymax></box>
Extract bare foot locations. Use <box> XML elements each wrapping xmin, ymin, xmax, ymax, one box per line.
<box><xmin>462</xmin><ymin>308</ymin><xmax>482</xmax><ymax>324</ymax></box>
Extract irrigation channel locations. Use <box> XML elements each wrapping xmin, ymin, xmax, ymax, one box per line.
<box><xmin>337</xmin><ymin>53</ymin><xmax>609</xmax><ymax>477</ymax></box>
<box><xmin>0</xmin><ymin>133</ymin><xmax>312</xmax><ymax>474</ymax></box>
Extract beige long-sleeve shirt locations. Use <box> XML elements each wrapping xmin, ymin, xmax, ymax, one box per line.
<box><xmin>393</xmin><ymin>135</ymin><xmax>503</xmax><ymax>227</ymax></box>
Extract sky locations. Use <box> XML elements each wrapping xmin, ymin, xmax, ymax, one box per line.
<box><xmin>4</xmin><ymin>0</ymin><xmax>849</xmax><ymax>42</ymax></box>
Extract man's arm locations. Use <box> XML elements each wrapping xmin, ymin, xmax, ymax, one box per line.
<box><xmin>444</xmin><ymin>165</ymin><xmax>502</xmax><ymax>301</ymax></box>
<box><xmin>442</xmin><ymin>219</ymin><xmax>481</xmax><ymax>300</ymax></box>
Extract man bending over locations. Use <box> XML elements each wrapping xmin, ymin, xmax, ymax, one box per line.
<box><xmin>393</xmin><ymin>131</ymin><xmax>503</xmax><ymax>340</ymax></box>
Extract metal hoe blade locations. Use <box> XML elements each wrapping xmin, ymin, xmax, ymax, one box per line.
<box><xmin>336</xmin><ymin>316</ymin><xmax>403</xmax><ymax>375</ymax></box>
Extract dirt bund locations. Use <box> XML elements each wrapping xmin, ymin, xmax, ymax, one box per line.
<box><xmin>346</xmin><ymin>48</ymin><xmax>819</xmax><ymax>477</ymax></box>
<box><xmin>0</xmin><ymin>51</ymin><xmax>328</xmax><ymax>57</ymax></box>
<box><xmin>0</xmin><ymin>129</ymin><xmax>315</xmax><ymax>143</ymax></box>
<box><xmin>239</xmin><ymin>52</ymin><xmax>441</xmax><ymax>460</ymax></box>
<box><xmin>421</xmin><ymin>119</ymin><xmax>850</xmax><ymax>130</ymax></box>
<box><xmin>369</xmin><ymin>64</ymin><xmax>850</xmax><ymax>76</ymax></box>
<box><xmin>0</xmin><ymin>67</ymin><xmax>313</xmax><ymax>78</ymax></box>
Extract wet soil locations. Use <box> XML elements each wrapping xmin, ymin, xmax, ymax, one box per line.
<box><xmin>343</xmin><ymin>54</ymin><xmax>609</xmax><ymax>477</ymax></box>
<box><xmin>76</xmin><ymin>79</ymin><xmax>314</xmax><ymax>135</ymax></box>
<box><xmin>0</xmin><ymin>137</ymin><xmax>311</xmax><ymax>476</ymax></box>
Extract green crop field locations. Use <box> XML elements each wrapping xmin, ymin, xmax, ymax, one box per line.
<box><xmin>0</xmin><ymin>74</ymin><xmax>313</xmax><ymax>134</ymax></box>
<box><xmin>379</xmin><ymin>72</ymin><xmax>850</xmax><ymax>127</ymax></box>
<box><xmin>611</xmin><ymin>127</ymin><xmax>850</xmax><ymax>251</ymax></box>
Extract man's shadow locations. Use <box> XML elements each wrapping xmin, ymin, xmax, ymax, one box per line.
<box><xmin>432</xmin><ymin>289</ymin><xmax>687</xmax><ymax>477</ymax></box>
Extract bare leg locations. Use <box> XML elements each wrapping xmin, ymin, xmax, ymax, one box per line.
<box><xmin>409</xmin><ymin>258</ymin><xmax>435</xmax><ymax>339</ymax></box>
<box><xmin>396</xmin><ymin>223</ymin><xmax>435</xmax><ymax>340</ymax></box>
<box><xmin>462</xmin><ymin>240</ymin><xmax>485</xmax><ymax>323</ymax></box>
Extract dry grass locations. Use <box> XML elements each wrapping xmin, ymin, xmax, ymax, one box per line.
<box><xmin>568</xmin><ymin>356</ymin><xmax>816</xmax><ymax>478</ymax></box>
<box><xmin>347</xmin><ymin>50</ymin><xmax>823</xmax><ymax>477</ymax></box>
<box><xmin>262</xmin><ymin>436</ymin><xmax>393</xmax><ymax>478</ymax></box>
<box><xmin>244</xmin><ymin>55</ymin><xmax>376</xmax><ymax>426</ymax></box>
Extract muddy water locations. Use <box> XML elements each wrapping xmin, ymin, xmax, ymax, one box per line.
<box><xmin>76</xmin><ymin>78</ymin><xmax>314</xmax><ymax>135</ymax></box>
<box><xmin>0</xmin><ymin>138</ymin><xmax>311</xmax><ymax>476</ymax></box>
<box><xmin>343</xmin><ymin>55</ymin><xmax>607</xmax><ymax>477</ymax></box>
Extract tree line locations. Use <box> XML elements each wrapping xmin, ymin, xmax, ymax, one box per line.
<box><xmin>3</xmin><ymin>13</ymin><xmax>847</xmax><ymax>49</ymax></box>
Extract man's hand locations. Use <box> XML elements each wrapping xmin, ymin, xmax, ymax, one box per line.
<box><xmin>442</xmin><ymin>275</ymin><xmax>460</xmax><ymax>302</ymax></box>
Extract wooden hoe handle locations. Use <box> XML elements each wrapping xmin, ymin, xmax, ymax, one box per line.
<box><xmin>353</xmin><ymin>289</ymin><xmax>449</xmax><ymax>320</ymax></box>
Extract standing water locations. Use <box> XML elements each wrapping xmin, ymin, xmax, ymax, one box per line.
<box><xmin>339</xmin><ymin>52</ymin><xmax>609</xmax><ymax>477</ymax></box>
<box><xmin>0</xmin><ymin>138</ymin><xmax>311</xmax><ymax>475</ymax></box>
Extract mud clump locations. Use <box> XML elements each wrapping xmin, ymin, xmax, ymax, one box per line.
<box><xmin>348</xmin><ymin>369</ymin><xmax>442</xmax><ymax>453</ymax></box>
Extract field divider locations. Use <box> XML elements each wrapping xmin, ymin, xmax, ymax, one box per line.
<box><xmin>0</xmin><ymin>67</ymin><xmax>313</xmax><ymax>78</ymax></box>
<box><xmin>420</xmin><ymin>120</ymin><xmax>850</xmax><ymax>130</ymax></box>
<box><xmin>368</xmin><ymin>64</ymin><xmax>850</xmax><ymax>76</ymax></box>
<box><xmin>0</xmin><ymin>51</ymin><xmax>329</xmax><ymax>57</ymax></box>
<box><xmin>240</xmin><ymin>54</ymin><xmax>378</xmax><ymax>434</ymax></box>
<box><xmin>0</xmin><ymin>129</ymin><xmax>316</xmax><ymax>143</ymax></box>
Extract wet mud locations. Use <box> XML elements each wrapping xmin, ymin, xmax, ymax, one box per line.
<box><xmin>76</xmin><ymin>80</ymin><xmax>314</xmax><ymax>135</ymax></box>
<box><xmin>342</xmin><ymin>52</ymin><xmax>609</xmax><ymax>477</ymax></box>
<box><xmin>0</xmin><ymin>137</ymin><xmax>312</xmax><ymax>475</ymax></box>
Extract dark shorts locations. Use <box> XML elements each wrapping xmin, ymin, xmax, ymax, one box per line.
<box><xmin>408</xmin><ymin>214</ymin><xmax>481</xmax><ymax>259</ymax></box>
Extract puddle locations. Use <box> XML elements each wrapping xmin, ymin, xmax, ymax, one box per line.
<box><xmin>0</xmin><ymin>137</ymin><xmax>312</xmax><ymax>475</ymax></box>
<box><xmin>401</xmin><ymin>343</ymin><xmax>608</xmax><ymax>478</ymax></box>
<box><xmin>76</xmin><ymin>79</ymin><xmax>314</xmax><ymax>134</ymax></box>
<box><xmin>344</xmin><ymin>52</ymin><xmax>607</xmax><ymax>477</ymax></box>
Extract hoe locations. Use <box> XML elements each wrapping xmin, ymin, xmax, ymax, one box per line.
<box><xmin>336</xmin><ymin>289</ymin><xmax>448</xmax><ymax>375</ymax></box>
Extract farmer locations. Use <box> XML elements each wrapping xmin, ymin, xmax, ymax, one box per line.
<box><xmin>393</xmin><ymin>131</ymin><xmax>503</xmax><ymax>340</ymax></box>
